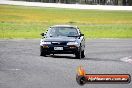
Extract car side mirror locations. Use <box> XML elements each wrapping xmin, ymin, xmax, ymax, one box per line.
<box><xmin>80</xmin><ymin>34</ymin><xmax>84</xmax><ymax>36</ymax></box>
<box><xmin>41</xmin><ymin>33</ymin><xmax>46</xmax><ymax>36</ymax></box>
<box><xmin>41</xmin><ymin>33</ymin><xmax>44</xmax><ymax>36</ymax></box>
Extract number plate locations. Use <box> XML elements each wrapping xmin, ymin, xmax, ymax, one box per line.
<box><xmin>54</xmin><ymin>47</ymin><xmax>63</xmax><ymax>50</ymax></box>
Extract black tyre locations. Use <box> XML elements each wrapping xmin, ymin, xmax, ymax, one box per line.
<box><xmin>75</xmin><ymin>47</ymin><xmax>81</xmax><ymax>59</ymax></box>
<box><xmin>81</xmin><ymin>50</ymin><xmax>85</xmax><ymax>58</ymax></box>
<box><xmin>40</xmin><ymin>46</ymin><xmax>46</xmax><ymax>57</ymax></box>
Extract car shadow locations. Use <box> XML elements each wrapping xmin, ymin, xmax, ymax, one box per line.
<box><xmin>49</xmin><ymin>55</ymin><xmax>75</xmax><ymax>59</ymax></box>
<box><xmin>48</xmin><ymin>55</ymin><xmax>120</xmax><ymax>62</ymax></box>
<box><xmin>83</xmin><ymin>57</ymin><xmax>120</xmax><ymax>62</ymax></box>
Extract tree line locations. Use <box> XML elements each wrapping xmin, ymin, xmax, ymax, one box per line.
<box><xmin>13</xmin><ymin>0</ymin><xmax>132</xmax><ymax>6</ymax></box>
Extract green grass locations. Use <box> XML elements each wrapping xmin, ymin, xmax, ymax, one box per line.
<box><xmin>0</xmin><ymin>5</ymin><xmax>132</xmax><ymax>38</ymax></box>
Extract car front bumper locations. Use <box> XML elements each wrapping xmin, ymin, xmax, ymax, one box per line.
<box><xmin>41</xmin><ymin>45</ymin><xmax>79</xmax><ymax>54</ymax></box>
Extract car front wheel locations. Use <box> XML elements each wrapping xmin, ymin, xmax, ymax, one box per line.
<box><xmin>40</xmin><ymin>46</ymin><xmax>47</xmax><ymax>57</ymax></box>
<box><xmin>75</xmin><ymin>47</ymin><xmax>82</xmax><ymax>59</ymax></box>
<box><xmin>81</xmin><ymin>50</ymin><xmax>85</xmax><ymax>58</ymax></box>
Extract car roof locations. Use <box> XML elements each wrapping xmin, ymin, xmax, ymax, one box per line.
<box><xmin>50</xmin><ymin>25</ymin><xmax>78</xmax><ymax>28</ymax></box>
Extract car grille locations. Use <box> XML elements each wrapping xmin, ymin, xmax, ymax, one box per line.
<box><xmin>52</xmin><ymin>42</ymin><xmax>67</xmax><ymax>45</ymax></box>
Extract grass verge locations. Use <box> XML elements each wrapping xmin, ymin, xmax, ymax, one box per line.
<box><xmin>0</xmin><ymin>5</ymin><xmax>132</xmax><ymax>38</ymax></box>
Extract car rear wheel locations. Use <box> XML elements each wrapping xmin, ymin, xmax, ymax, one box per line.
<box><xmin>40</xmin><ymin>46</ymin><xmax>47</xmax><ymax>57</ymax></box>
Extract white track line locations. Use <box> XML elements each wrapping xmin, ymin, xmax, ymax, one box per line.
<box><xmin>120</xmin><ymin>56</ymin><xmax>132</xmax><ymax>64</ymax></box>
<box><xmin>0</xmin><ymin>68</ymin><xmax>21</xmax><ymax>71</ymax></box>
<box><xmin>0</xmin><ymin>0</ymin><xmax>132</xmax><ymax>10</ymax></box>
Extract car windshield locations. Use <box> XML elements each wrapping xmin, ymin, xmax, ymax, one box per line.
<box><xmin>46</xmin><ymin>27</ymin><xmax>79</xmax><ymax>37</ymax></box>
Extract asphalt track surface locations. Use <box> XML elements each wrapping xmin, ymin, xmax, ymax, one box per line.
<box><xmin>0</xmin><ymin>39</ymin><xmax>132</xmax><ymax>88</ymax></box>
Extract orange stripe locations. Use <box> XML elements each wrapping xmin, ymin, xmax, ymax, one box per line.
<box><xmin>86</xmin><ymin>75</ymin><xmax>129</xmax><ymax>79</ymax></box>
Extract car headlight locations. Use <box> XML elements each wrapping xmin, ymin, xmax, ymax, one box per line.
<box><xmin>67</xmin><ymin>42</ymin><xmax>78</xmax><ymax>45</ymax></box>
<box><xmin>42</xmin><ymin>41</ymin><xmax>51</xmax><ymax>44</ymax></box>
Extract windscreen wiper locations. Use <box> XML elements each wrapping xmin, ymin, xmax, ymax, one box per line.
<box><xmin>67</xmin><ymin>35</ymin><xmax>79</xmax><ymax>37</ymax></box>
